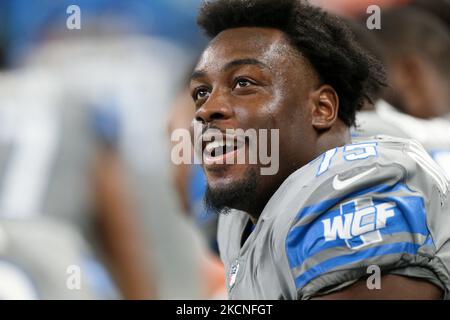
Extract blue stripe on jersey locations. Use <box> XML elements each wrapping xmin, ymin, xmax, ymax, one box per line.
<box><xmin>424</xmin><ymin>235</ymin><xmax>434</xmax><ymax>246</ymax></box>
<box><xmin>293</xmin><ymin>182</ymin><xmax>410</xmax><ymax>225</ymax></box>
<box><xmin>294</xmin><ymin>242</ymin><xmax>421</xmax><ymax>288</ymax></box>
<box><xmin>286</xmin><ymin>195</ymin><xmax>427</xmax><ymax>269</ymax></box>
<box><xmin>285</xmin><ymin>182</ymin><xmax>429</xmax><ymax>289</ymax></box>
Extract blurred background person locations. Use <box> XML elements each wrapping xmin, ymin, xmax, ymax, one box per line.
<box><xmin>348</xmin><ymin>5</ymin><xmax>450</xmax><ymax>176</ymax></box>
<box><xmin>0</xmin><ymin>47</ymin><xmax>120</xmax><ymax>300</ymax></box>
<box><xmin>375</xmin><ymin>7</ymin><xmax>450</xmax><ymax>119</ymax></box>
<box><xmin>0</xmin><ymin>0</ymin><xmax>224</xmax><ymax>299</ymax></box>
<box><xmin>314</xmin><ymin>0</ymin><xmax>450</xmax><ymax>176</ymax></box>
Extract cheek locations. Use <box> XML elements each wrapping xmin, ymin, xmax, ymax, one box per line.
<box><xmin>264</xmin><ymin>90</ymin><xmax>307</xmax><ymax>132</ymax></box>
<box><xmin>260</xmin><ymin>85</ymin><xmax>286</xmax><ymax>116</ymax></box>
<box><xmin>231</xmin><ymin>96</ymin><xmax>277</xmax><ymax>129</ymax></box>
<box><xmin>252</xmin><ymin>88</ymin><xmax>292</xmax><ymax>129</ymax></box>
<box><xmin>273</xmin><ymin>99</ymin><xmax>312</xmax><ymax>157</ymax></box>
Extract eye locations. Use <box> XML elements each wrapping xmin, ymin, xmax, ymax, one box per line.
<box><xmin>234</xmin><ymin>78</ymin><xmax>253</xmax><ymax>89</ymax></box>
<box><xmin>193</xmin><ymin>87</ymin><xmax>210</xmax><ymax>101</ymax></box>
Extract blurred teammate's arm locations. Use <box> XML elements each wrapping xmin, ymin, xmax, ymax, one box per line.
<box><xmin>94</xmin><ymin>147</ymin><xmax>157</xmax><ymax>299</ymax></box>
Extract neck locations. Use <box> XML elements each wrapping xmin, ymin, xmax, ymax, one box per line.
<box><xmin>244</xmin><ymin>123</ymin><xmax>351</xmax><ymax>224</ymax></box>
<box><xmin>314</xmin><ymin>121</ymin><xmax>351</xmax><ymax>158</ymax></box>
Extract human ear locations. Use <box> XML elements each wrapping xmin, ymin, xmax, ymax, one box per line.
<box><xmin>310</xmin><ymin>85</ymin><xmax>339</xmax><ymax>130</ymax></box>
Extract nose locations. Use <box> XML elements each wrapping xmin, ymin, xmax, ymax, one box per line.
<box><xmin>195</xmin><ymin>91</ymin><xmax>233</xmax><ymax>124</ymax></box>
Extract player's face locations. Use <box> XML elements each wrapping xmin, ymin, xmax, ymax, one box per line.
<box><xmin>190</xmin><ymin>27</ymin><xmax>319</xmax><ymax>216</ymax></box>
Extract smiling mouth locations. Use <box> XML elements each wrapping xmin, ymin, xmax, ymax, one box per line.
<box><xmin>200</xmin><ymin>132</ymin><xmax>246</xmax><ymax>166</ymax></box>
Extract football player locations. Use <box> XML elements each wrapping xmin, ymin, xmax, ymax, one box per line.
<box><xmin>190</xmin><ymin>0</ymin><xmax>450</xmax><ymax>299</ymax></box>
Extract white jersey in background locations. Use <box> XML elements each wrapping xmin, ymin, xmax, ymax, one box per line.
<box><xmin>354</xmin><ymin>100</ymin><xmax>450</xmax><ymax>177</ymax></box>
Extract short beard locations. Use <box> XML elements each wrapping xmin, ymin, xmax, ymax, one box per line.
<box><xmin>204</xmin><ymin>168</ymin><xmax>258</xmax><ymax>215</ymax></box>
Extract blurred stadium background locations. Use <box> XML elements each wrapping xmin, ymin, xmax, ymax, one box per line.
<box><xmin>0</xmin><ymin>0</ymin><xmax>448</xmax><ymax>299</ymax></box>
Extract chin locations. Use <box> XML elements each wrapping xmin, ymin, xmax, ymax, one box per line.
<box><xmin>204</xmin><ymin>166</ymin><xmax>258</xmax><ymax>214</ymax></box>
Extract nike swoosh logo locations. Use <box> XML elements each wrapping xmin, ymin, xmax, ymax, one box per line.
<box><xmin>332</xmin><ymin>167</ymin><xmax>377</xmax><ymax>190</ymax></box>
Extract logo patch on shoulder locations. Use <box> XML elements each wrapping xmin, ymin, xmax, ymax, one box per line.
<box><xmin>321</xmin><ymin>197</ymin><xmax>396</xmax><ymax>250</ymax></box>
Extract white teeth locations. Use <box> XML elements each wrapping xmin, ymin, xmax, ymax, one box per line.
<box><xmin>206</xmin><ymin>140</ymin><xmax>235</xmax><ymax>151</ymax></box>
<box><xmin>202</xmin><ymin>134</ymin><xmax>246</xmax><ymax>160</ymax></box>
<box><xmin>205</xmin><ymin>139</ymin><xmax>238</xmax><ymax>157</ymax></box>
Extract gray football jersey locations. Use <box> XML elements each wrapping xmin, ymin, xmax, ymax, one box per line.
<box><xmin>0</xmin><ymin>218</ymin><xmax>118</xmax><ymax>299</ymax></box>
<box><xmin>218</xmin><ymin>135</ymin><xmax>450</xmax><ymax>299</ymax></box>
